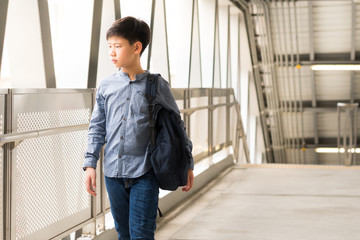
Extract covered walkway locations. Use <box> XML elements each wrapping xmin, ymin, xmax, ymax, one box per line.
<box><xmin>2</xmin><ymin>0</ymin><xmax>360</xmax><ymax>239</ymax></box>
<box><xmin>156</xmin><ymin>164</ymin><xmax>360</xmax><ymax>240</ymax></box>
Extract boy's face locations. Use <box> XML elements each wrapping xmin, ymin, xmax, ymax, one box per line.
<box><xmin>108</xmin><ymin>36</ymin><xmax>141</xmax><ymax>69</ymax></box>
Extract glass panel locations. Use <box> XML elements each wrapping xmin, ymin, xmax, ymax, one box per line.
<box><xmin>0</xmin><ymin>39</ymin><xmax>11</xmax><ymax>88</ymax></box>
<box><xmin>120</xmin><ymin>0</ymin><xmax>152</xmax><ymax>69</ymax></box>
<box><xmin>198</xmin><ymin>0</ymin><xmax>215</xmax><ymax>88</ymax></box>
<box><xmin>190</xmin><ymin>96</ymin><xmax>209</xmax><ymax>156</ymax></box>
<box><xmin>48</xmin><ymin>0</ymin><xmax>94</xmax><ymax>88</ymax></box>
<box><xmin>149</xmin><ymin>0</ymin><xmax>169</xmax><ymax>81</ymax></box>
<box><xmin>165</xmin><ymin>0</ymin><xmax>192</xmax><ymax>88</ymax></box>
<box><xmin>96</xmin><ymin>0</ymin><xmax>117</xmax><ymax>87</ymax></box>
<box><xmin>219</xmin><ymin>6</ymin><xmax>229</xmax><ymax>88</ymax></box>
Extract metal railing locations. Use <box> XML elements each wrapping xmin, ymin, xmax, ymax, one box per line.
<box><xmin>0</xmin><ymin>87</ymin><xmax>248</xmax><ymax>240</ymax></box>
<box><xmin>337</xmin><ymin>103</ymin><xmax>358</xmax><ymax>166</ymax></box>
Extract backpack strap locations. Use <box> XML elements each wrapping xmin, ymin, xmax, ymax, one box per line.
<box><xmin>146</xmin><ymin>74</ymin><xmax>159</xmax><ymax>146</ymax></box>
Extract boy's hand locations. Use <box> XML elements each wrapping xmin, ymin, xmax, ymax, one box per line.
<box><xmin>85</xmin><ymin>167</ymin><xmax>97</xmax><ymax>196</ymax></box>
<box><xmin>182</xmin><ymin>169</ymin><xmax>194</xmax><ymax>192</ymax></box>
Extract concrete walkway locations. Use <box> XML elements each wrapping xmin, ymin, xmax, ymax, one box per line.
<box><xmin>155</xmin><ymin>164</ymin><xmax>360</xmax><ymax>240</ymax></box>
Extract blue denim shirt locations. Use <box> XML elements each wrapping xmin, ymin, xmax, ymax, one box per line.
<box><xmin>83</xmin><ymin>70</ymin><xmax>194</xmax><ymax>178</ymax></box>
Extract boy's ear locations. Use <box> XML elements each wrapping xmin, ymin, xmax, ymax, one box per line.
<box><xmin>134</xmin><ymin>41</ymin><xmax>142</xmax><ymax>55</ymax></box>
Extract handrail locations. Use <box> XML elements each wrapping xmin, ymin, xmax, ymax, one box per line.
<box><xmin>0</xmin><ymin>103</ymin><xmax>236</xmax><ymax>145</ymax></box>
<box><xmin>0</xmin><ymin>124</ymin><xmax>89</xmax><ymax>146</ymax></box>
<box><xmin>180</xmin><ymin>102</ymin><xmax>234</xmax><ymax>114</ymax></box>
<box><xmin>0</xmin><ymin>94</ymin><xmax>247</xmax><ymax>163</ymax></box>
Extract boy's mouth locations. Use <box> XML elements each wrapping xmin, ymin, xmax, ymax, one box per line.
<box><xmin>112</xmin><ymin>59</ymin><xmax>117</xmax><ymax>64</ymax></box>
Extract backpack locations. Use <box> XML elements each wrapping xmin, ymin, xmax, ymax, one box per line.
<box><xmin>145</xmin><ymin>74</ymin><xmax>192</xmax><ymax>191</ymax></box>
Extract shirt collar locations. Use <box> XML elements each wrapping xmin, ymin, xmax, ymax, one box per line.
<box><xmin>118</xmin><ymin>69</ymin><xmax>149</xmax><ymax>83</ymax></box>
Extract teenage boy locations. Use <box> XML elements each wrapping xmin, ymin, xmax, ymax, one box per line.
<box><xmin>83</xmin><ymin>16</ymin><xmax>194</xmax><ymax>240</ymax></box>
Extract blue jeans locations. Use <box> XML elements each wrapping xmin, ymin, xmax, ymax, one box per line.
<box><xmin>105</xmin><ymin>170</ymin><xmax>159</xmax><ymax>240</ymax></box>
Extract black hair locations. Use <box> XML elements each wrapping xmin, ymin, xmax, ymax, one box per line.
<box><xmin>106</xmin><ymin>16</ymin><xmax>151</xmax><ymax>55</ymax></box>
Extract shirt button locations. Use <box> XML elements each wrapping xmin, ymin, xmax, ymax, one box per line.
<box><xmin>127</xmin><ymin>97</ymin><xmax>130</xmax><ymax>100</ymax></box>
<box><xmin>118</xmin><ymin>154</ymin><xmax>122</xmax><ymax>158</ymax></box>
<box><xmin>123</xmin><ymin>117</ymin><xmax>127</xmax><ymax>120</ymax></box>
<box><xmin>120</xmin><ymin>136</ymin><xmax>124</xmax><ymax>140</ymax></box>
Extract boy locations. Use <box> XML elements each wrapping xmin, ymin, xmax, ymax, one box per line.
<box><xmin>83</xmin><ymin>16</ymin><xmax>194</xmax><ymax>240</ymax></box>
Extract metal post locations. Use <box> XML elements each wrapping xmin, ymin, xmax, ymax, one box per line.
<box><xmin>100</xmin><ymin>147</ymin><xmax>106</xmax><ymax>232</ymax></box>
<box><xmin>184</xmin><ymin>89</ymin><xmax>191</xmax><ymax>139</ymax></box>
<box><xmin>226</xmin><ymin>90</ymin><xmax>230</xmax><ymax>147</ymax></box>
<box><xmin>114</xmin><ymin>0</ymin><xmax>121</xmax><ymax>20</ymax></box>
<box><xmin>38</xmin><ymin>0</ymin><xmax>56</xmax><ymax>88</ymax></box>
<box><xmin>337</xmin><ymin>103</ymin><xmax>358</xmax><ymax>166</ymax></box>
<box><xmin>0</xmin><ymin>0</ymin><xmax>9</xmax><ymax>77</ymax></box>
<box><xmin>87</xmin><ymin>0</ymin><xmax>103</xmax><ymax>88</ymax></box>
<box><xmin>208</xmin><ymin>89</ymin><xmax>213</xmax><ymax>156</ymax></box>
<box><xmin>4</xmin><ymin>89</ymin><xmax>12</xmax><ymax>240</ymax></box>
<box><xmin>354</xmin><ymin>104</ymin><xmax>358</xmax><ymax>164</ymax></box>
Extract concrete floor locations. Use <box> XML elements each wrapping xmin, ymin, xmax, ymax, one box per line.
<box><xmin>155</xmin><ymin>164</ymin><xmax>360</xmax><ymax>240</ymax></box>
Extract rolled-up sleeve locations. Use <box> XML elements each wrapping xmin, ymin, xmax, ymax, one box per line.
<box><xmin>156</xmin><ymin>78</ymin><xmax>194</xmax><ymax>170</ymax></box>
<box><xmin>83</xmin><ymin>84</ymin><xmax>106</xmax><ymax>169</ymax></box>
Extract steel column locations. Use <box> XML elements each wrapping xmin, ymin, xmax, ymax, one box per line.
<box><xmin>114</xmin><ymin>0</ymin><xmax>121</xmax><ymax>20</ymax></box>
<box><xmin>87</xmin><ymin>0</ymin><xmax>104</xmax><ymax>88</ymax></box>
<box><xmin>4</xmin><ymin>89</ymin><xmax>12</xmax><ymax>240</ymax></box>
<box><xmin>0</xmin><ymin>0</ymin><xmax>9</xmax><ymax>78</ymax></box>
<box><xmin>38</xmin><ymin>0</ymin><xmax>56</xmax><ymax>88</ymax></box>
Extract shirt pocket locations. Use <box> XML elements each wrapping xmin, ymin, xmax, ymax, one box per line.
<box><xmin>134</xmin><ymin>90</ymin><xmax>149</xmax><ymax>115</ymax></box>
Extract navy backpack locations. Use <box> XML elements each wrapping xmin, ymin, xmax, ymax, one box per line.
<box><xmin>145</xmin><ymin>74</ymin><xmax>192</xmax><ymax>191</ymax></box>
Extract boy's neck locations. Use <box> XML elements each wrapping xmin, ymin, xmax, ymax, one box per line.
<box><xmin>121</xmin><ymin>66</ymin><xmax>145</xmax><ymax>81</ymax></box>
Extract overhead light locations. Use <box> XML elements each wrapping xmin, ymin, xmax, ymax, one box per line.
<box><xmin>311</xmin><ymin>65</ymin><xmax>360</xmax><ymax>71</ymax></box>
<box><xmin>315</xmin><ymin>148</ymin><xmax>360</xmax><ymax>153</ymax></box>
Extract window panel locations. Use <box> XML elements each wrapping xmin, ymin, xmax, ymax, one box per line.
<box><xmin>48</xmin><ymin>0</ymin><xmax>94</xmax><ymax>88</ymax></box>
<box><xmin>120</xmin><ymin>0</ymin><xmax>152</xmax><ymax>69</ymax></box>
